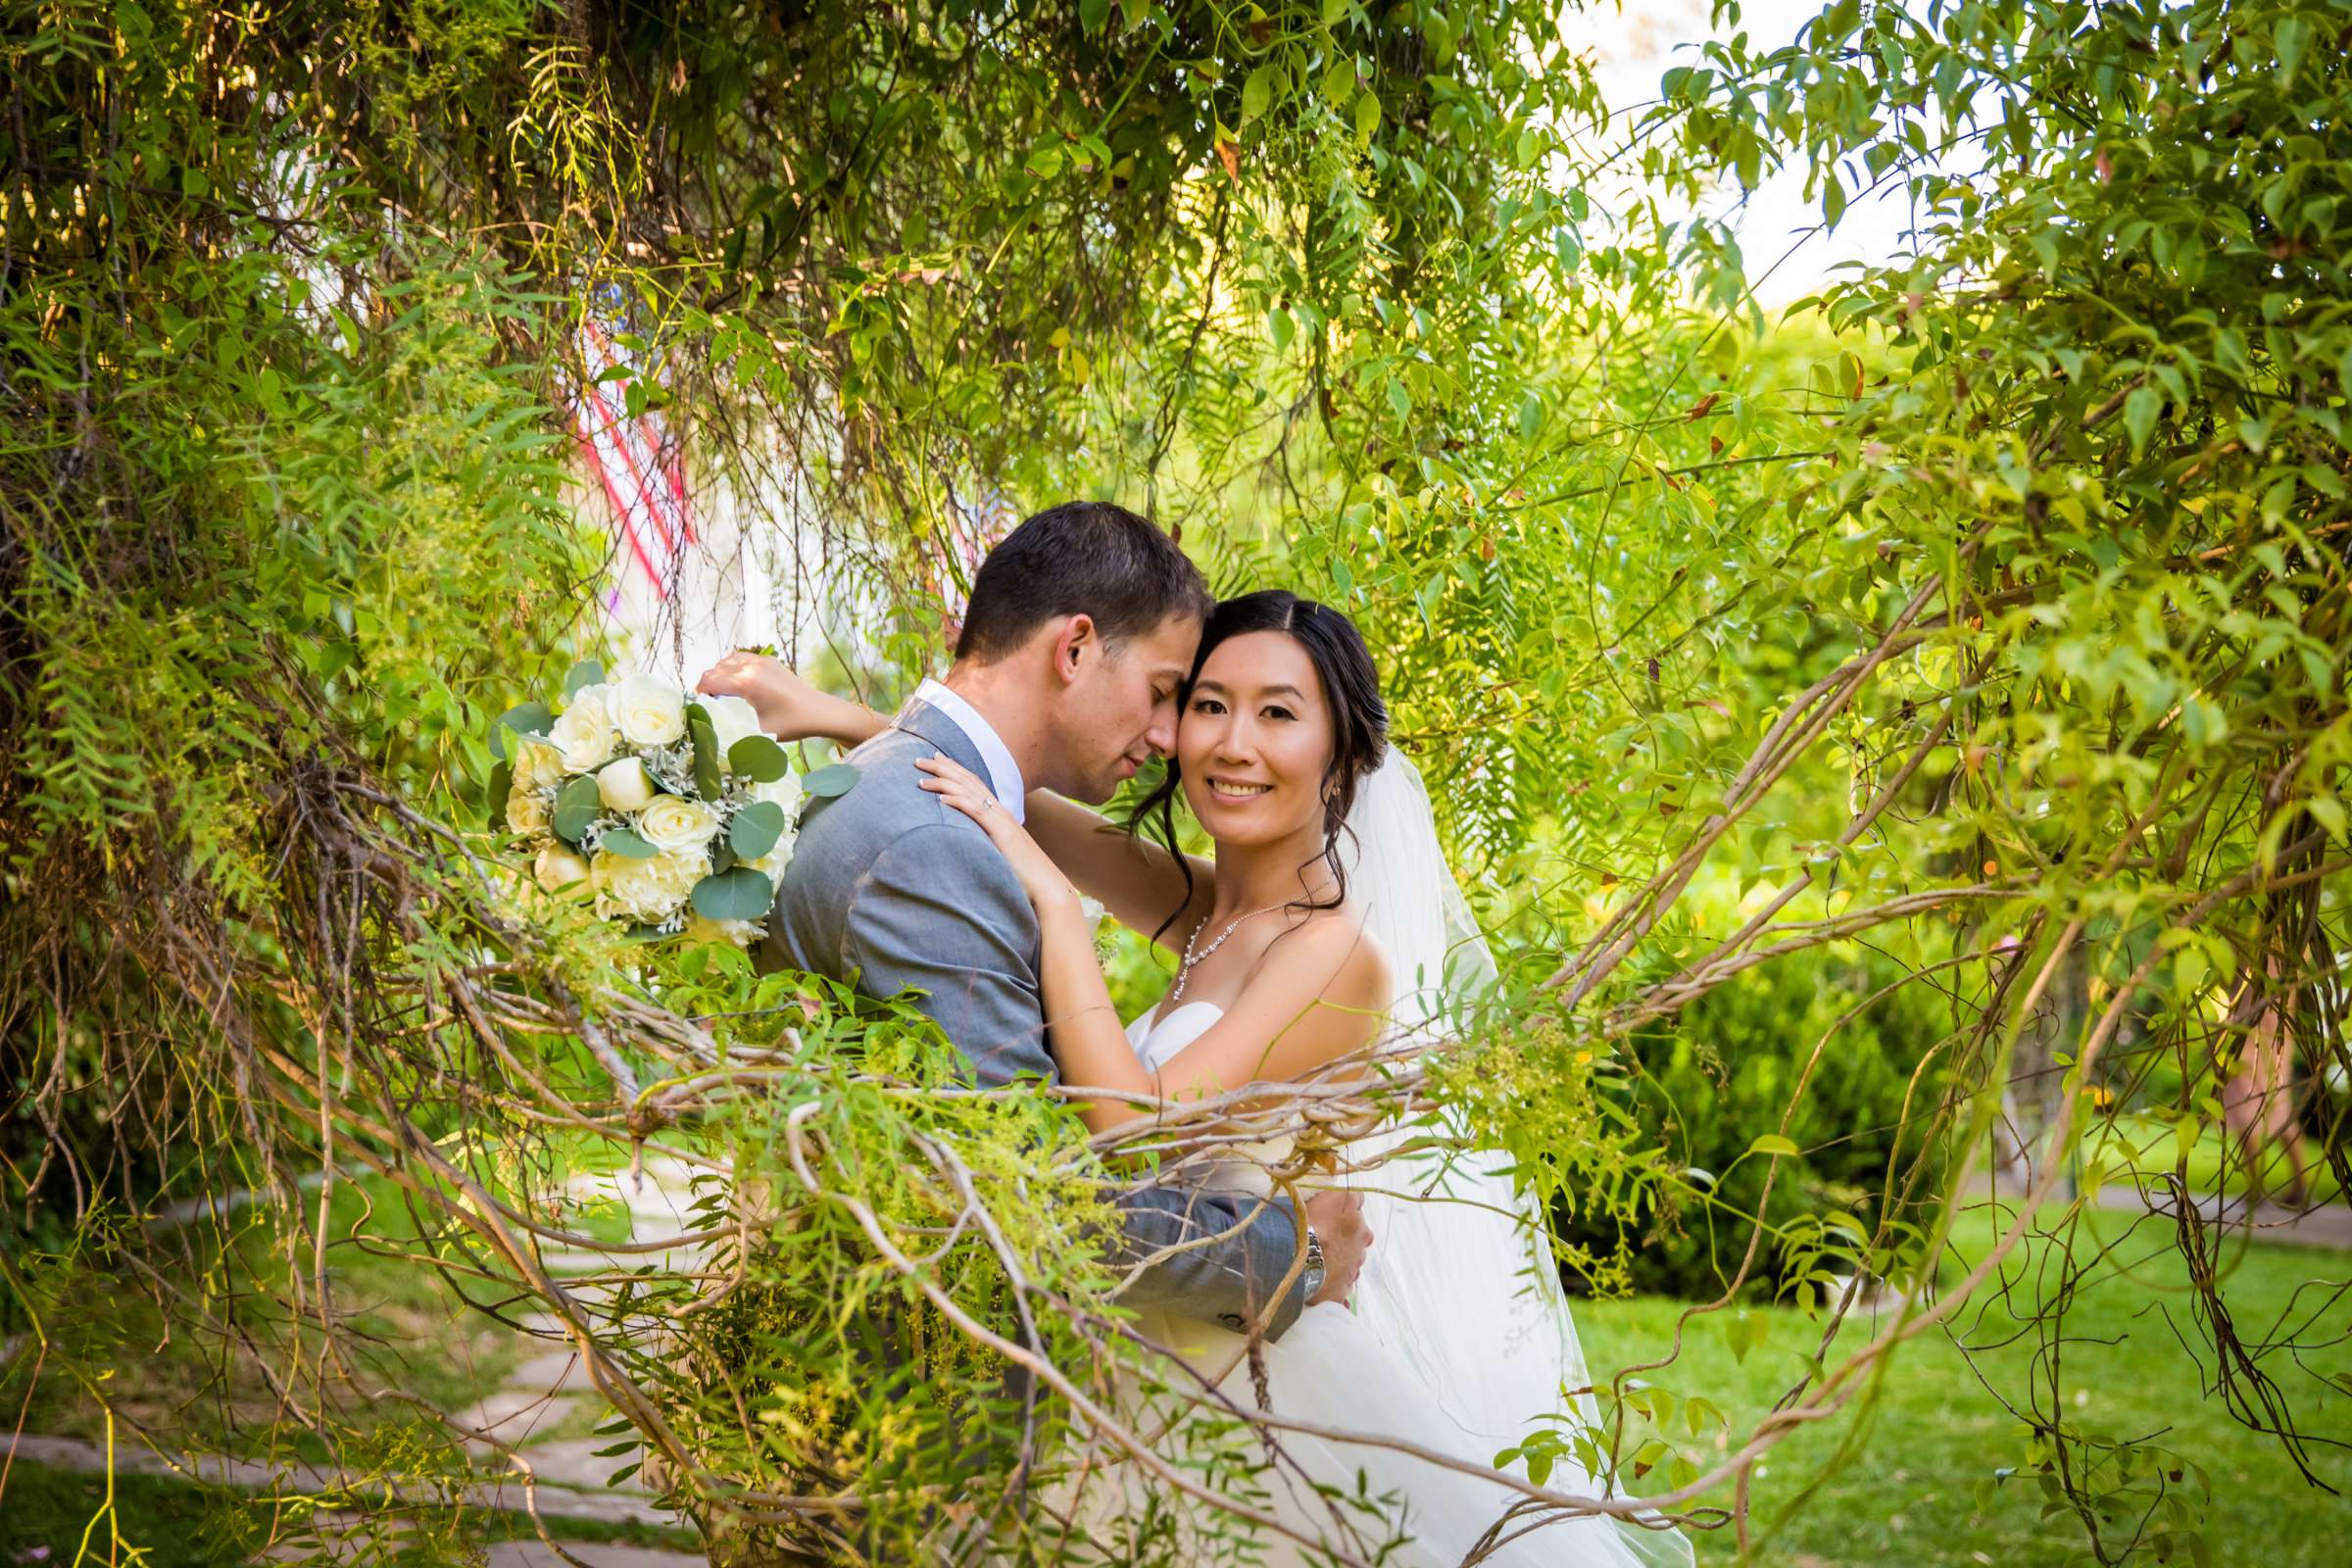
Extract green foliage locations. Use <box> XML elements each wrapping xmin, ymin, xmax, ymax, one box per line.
<box><xmin>1556</xmin><ymin>946</ymin><xmax>1956</xmax><ymax>1301</ymax></box>
<box><xmin>0</xmin><ymin>1461</ymin><xmax>266</xmax><ymax>1568</ymax></box>
<box><xmin>6</xmin><ymin>0</ymin><xmax>2352</xmax><ymax>1560</ymax></box>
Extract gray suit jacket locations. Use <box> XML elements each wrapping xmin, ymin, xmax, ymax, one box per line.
<box><xmin>768</xmin><ymin>700</ymin><xmax>1307</xmax><ymax>1337</ymax></box>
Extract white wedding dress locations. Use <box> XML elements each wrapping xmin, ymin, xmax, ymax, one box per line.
<box><xmin>1106</xmin><ymin>983</ymin><xmax>1692</xmax><ymax>1567</ymax></box>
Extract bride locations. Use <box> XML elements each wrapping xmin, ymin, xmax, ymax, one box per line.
<box><xmin>744</xmin><ymin>590</ymin><xmax>1690</xmax><ymax>1568</ymax></box>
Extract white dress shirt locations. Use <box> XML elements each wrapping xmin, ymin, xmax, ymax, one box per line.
<box><xmin>911</xmin><ymin>678</ymin><xmax>1028</xmax><ymax>823</ymax></box>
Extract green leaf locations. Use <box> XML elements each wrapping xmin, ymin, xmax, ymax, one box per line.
<box><xmin>802</xmin><ymin>762</ymin><xmax>859</xmax><ymax>800</ymax></box>
<box><xmin>1242</xmin><ymin>64</ymin><xmax>1273</xmax><ymax>123</ymax></box>
<box><xmin>1746</xmin><ymin>1133</ymin><xmax>1801</xmax><ymax>1159</ymax></box>
<box><xmin>552</xmin><ymin>776</ymin><xmax>603</xmax><ymax>844</ymax></box>
<box><xmin>485</xmin><ymin>760</ymin><xmax>512</xmax><ymax>830</ymax></box>
<box><xmin>1518</xmin><ymin>390</ymin><xmax>1543</xmax><ymax>445</ymax></box>
<box><xmin>1322</xmin><ymin>55</ymin><xmax>1355</xmax><ymax>107</ymax></box>
<box><xmin>692</xmin><ymin>867</ymin><xmax>774</xmax><ymax>922</ymax></box>
<box><xmin>564</xmin><ymin>659</ymin><xmax>605</xmax><ymax>698</ymax></box>
<box><xmin>686</xmin><ymin>704</ymin><xmax>724</xmax><ymax>800</ymax></box>
<box><xmin>1723</xmin><ymin>1310</ymin><xmax>1769</xmax><ymax>1365</ymax></box>
<box><xmin>1423</xmin><ymin>10</ymin><xmax>1454</xmax><ymax>66</ymax></box>
<box><xmin>1267</xmin><ymin>305</ymin><xmax>1294</xmax><ymax>353</ymax></box>
<box><xmin>1078</xmin><ymin>0</ymin><xmax>1109</xmax><ymax>35</ymax></box>
<box><xmin>600</xmin><ymin>827</ymin><xmax>659</xmax><ymax>858</ymax></box>
<box><xmin>728</xmin><ymin>733</ymin><xmax>791</xmax><ymax>782</ymax></box>
<box><xmin>1386</xmin><ymin>376</ymin><xmax>1411</xmax><ymax>420</ymax></box>
<box><xmin>490</xmin><ymin>701</ymin><xmax>553</xmax><ymax>760</ymax></box>
<box><xmin>729</xmin><ymin>800</ymin><xmax>786</xmax><ymax>859</ymax></box>
<box><xmin>2123</xmin><ymin>385</ymin><xmax>2160</xmax><ymax>455</ymax></box>
<box><xmin>2278</xmin><ymin>18</ymin><xmax>2312</xmax><ymax>85</ymax></box>
<box><xmin>1353</xmin><ymin>90</ymin><xmax>1381</xmax><ymax>146</ymax></box>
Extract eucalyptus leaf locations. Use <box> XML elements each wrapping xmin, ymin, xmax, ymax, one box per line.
<box><xmin>728</xmin><ymin>734</ymin><xmax>791</xmax><ymax>782</ymax></box>
<box><xmin>552</xmin><ymin>776</ymin><xmax>603</xmax><ymax>844</ymax></box>
<box><xmin>729</xmin><ymin>800</ymin><xmax>786</xmax><ymax>859</ymax></box>
<box><xmin>801</xmin><ymin>762</ymin><xmax>859</xmax><ymax>800</ymax></box>
<box><xmin>686</xmin><ymin>705</ymin><xmax>723</xmax><ymax>800</ymax></box>
<box><xmin>691</xmin><ymin>866</ymin><xmax>773</xmax><ymax>922</ymax></box>
<box><xmin>600</xmin><ymin>826</ymin><xmax>659</xmax><ymax>858</ymax></box>
<box><xmin>490</xmin><ymin>701</ymin><xmax>553</xmax><ymax>760</ymax></box>
<box><xmin>564</xmin><ymin>659</ymin><xmax>606</xmax><ymax>698</ymax></box>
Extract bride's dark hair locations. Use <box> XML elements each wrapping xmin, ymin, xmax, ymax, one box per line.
<box><xmin>1128</xmin><ymin>589</ymin><xmax>1390</xmax><ymax>944</ymax></box>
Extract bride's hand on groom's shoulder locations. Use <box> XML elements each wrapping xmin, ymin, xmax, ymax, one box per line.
<box><xmin>696</xmin><ymin>653</ymin><xmax>863</xmax><ymax>745</ymax></box>
<box><xmin>915</xmin><ymin>755</ymin><xmax>1079</xmax><ymax>919</ymax></box>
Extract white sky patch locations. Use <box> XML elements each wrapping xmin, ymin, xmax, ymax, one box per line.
<box><xmin>1556</xmin><ymin>0</ymin><xmax>1963</xmax><ymax>305</ymax></box>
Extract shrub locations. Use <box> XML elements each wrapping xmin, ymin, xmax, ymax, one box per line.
<box><xmin>1557</xmin><ymin>945</ymin><xmax>1956</xmax><ymax>1301</ymax></box>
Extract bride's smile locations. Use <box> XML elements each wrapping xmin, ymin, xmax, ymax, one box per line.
<box><xmin>1178</xmin><ymin>629</ymin><xmax>1341</xmax><ymax>848</ymax></box>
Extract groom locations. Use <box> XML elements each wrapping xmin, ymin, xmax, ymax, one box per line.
<box><xmin>712</xmin><ymin>501</ymin><xmax>1366</xmax><ymax>1337</ymax></box>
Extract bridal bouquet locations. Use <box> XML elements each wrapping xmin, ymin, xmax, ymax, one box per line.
<box><xmin>488</xmin><ymin>663</ymin><xmax>801</xmax><ymax>947</ymax></box>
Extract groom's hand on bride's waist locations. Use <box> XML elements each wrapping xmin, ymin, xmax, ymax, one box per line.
<box><xmin>1303</xmin><ymin>1190</ymin><xmax>1370</xmax><ymax>1306</ymax></box>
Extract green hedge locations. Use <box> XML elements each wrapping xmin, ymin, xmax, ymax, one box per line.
<box><xmin>1557</xmin><ymin>945</ymin><xmax>1957</xmax><ymax>1301</ymax></box>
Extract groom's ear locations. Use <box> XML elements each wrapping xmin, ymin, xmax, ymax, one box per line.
<box><xmin>1049</xmin><ymin>613</ymin><xmax>1099</xmax><ymax>686</ymax></box>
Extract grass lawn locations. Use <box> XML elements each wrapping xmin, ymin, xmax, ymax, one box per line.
<box><xmin>1577</xmin><ymin>1203</ymin><xmax>2352</xmax><ymax>1566</ymax></box>
<box><xmin>0</xmin><ymin>1459</ymin><xmax>702</xmax><ymax>1565</ymax></box>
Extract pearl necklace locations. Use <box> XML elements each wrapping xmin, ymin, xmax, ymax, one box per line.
<box><xmin>1169</xmin><ymin>901</ymin><xmax>1293</xmax><ymax>1004</ymax></box>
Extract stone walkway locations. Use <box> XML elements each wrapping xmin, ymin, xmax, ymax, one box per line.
<box><xmin>451</xmin><ymin>1154</ymin><xmax>711</xmax><ymax>1550</ymax></box>
<box><xmin>483</xmin><ymin>1544</ymin><xmax>703</xmax><ymax>1568</ymax></box>
<box><xmin>1971</xmin><ymin>1167</ymin><xmax>2352</xmax><ymax>1249</ymax></box>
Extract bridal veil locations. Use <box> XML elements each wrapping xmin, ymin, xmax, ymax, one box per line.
<box><xmin>1340</xmin><ymin>749</ymin><xmax>1695</xmax><ymax>1568</ymax></box>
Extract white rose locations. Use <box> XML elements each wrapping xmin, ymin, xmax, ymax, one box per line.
<box><xmin>685</xmin><ymin>913</ymin><xmax>763</xmax><ymax>947</ymax></box>
<box><xmin>753</xmin><ymin>769</ymin><xmax>804</xmax><ymax>818</ymax></box>
<box><xmin>511</xmin><ymin>738</ymin><xmax>564</xmax><ymax>793</ymax></box>
<box><xmin>704</xmin><ymin>694</ymin><xmax>764</xmax><ymax>758</ymax></box>
<box><xmin>596</xmin><ymin>756</ymin><xmax>657</xmax><ymax>813</ymax></box>
<box><xmin>592</xmin><ymin>847</ymin><xmax>704</xmax><ymax>923</ymax></box>
<box><xmin>550</xmin><ymin>684</ymin><xmax>617</xmax><ymax>772</ymax></box>
<box><xmin>639</xmin><ymin>793</ymin><xmax>719</xmax><ymax>853</ymax></box>
<box><xmin>533</xmin><ymin>845</ymin><xmax>593</xmax><ymax>899</ymax></box>
<box><xmin>506</xmin><ymin>785</ymin><xmax>552</xmax><ymax>835</ymax></box>
<box><xmin>613</xmin><ymin>673</ymin><xmax>688</xmax><ymax>748</ymax></box>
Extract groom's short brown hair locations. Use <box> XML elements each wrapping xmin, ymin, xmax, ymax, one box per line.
<box><xmin>954</xmin><ymin>501</ymin><xmax>1211</xmax><ymax>663</ymax></box>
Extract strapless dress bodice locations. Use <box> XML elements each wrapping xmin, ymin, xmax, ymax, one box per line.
<box><xmin>1122</xmin><ymin>1000</ymin><xmax>1296</xmax><ymax>1197</ymax></box>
